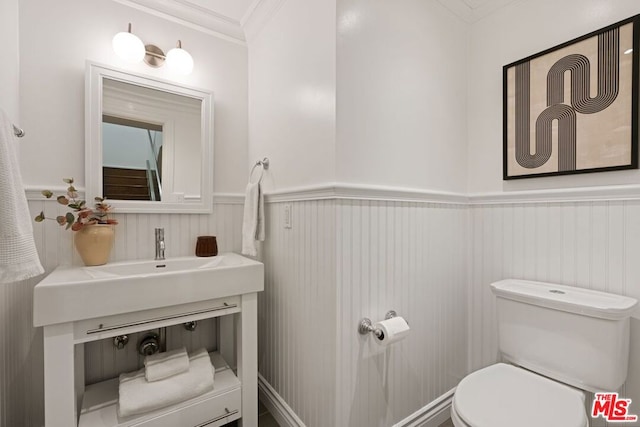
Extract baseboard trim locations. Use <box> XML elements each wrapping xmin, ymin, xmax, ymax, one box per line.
<box><xmin>258</xmin><ymin>373</ymin><xmax>306</xmax><ymax>427</ymax></box>
<box><xmin>393</xmin><ymin>388</ymin><xmax>455</xmax><ymax>427</ymax></box>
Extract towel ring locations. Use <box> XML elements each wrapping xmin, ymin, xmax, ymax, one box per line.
<box><xmin>249</xmin><ymin>157</ymin><xmax>269</xmax><ymax>184</ymax></box>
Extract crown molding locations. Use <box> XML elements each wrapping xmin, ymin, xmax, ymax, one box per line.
<box><xmin>241</xmin><ymin>0</ymin><xmax>288</xmax><ymax>43</ymax></box>
<box><xmin>113</xmin><ymin>0</ymin><xmax>247</xmax><ymax>45</ymax></box>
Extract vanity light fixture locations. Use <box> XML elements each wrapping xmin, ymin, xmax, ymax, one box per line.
<box><xmin>113</xmin><ymin>23</ymin><xmax>194</xmax><ymax>75</ymax></box>
<box><xmin>112</xmin><ymin>23</ymin><xmax>145</xmax><ymax>63</ymax></box>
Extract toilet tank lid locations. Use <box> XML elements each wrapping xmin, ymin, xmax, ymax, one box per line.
<box><xmin>490</xmin><ymin>279</ymin><xmax>638</xmax><ymax>320</ymax></box>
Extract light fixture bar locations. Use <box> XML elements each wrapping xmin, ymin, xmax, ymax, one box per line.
<box><xmin>113</xmin><ymin>24</ymin><xmax>193</xmax><ymax>74</ymax></box>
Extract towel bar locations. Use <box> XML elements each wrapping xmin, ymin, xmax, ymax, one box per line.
<box><xmin>86</xmin><ymin>302</ymin><xmax>238</xmax><ymax>334</ymax></box>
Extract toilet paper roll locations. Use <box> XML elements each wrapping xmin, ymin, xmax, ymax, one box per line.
<box><xmin>374</xmin><ymin>316</ymin><xmax>410</xmax><ymax>346</ymax></box>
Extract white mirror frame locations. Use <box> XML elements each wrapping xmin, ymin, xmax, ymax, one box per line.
<box><xmin>85</xmin><ymin>61</ymin><xmax>214</xmax><ymax>213</ymax></box>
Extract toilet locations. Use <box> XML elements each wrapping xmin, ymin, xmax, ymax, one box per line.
<box><xmin>451</xmin><ymin>279</ymin><xmax>638</xmax><ymax>427</ymax></box>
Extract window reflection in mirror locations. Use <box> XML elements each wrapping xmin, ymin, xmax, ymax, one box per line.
<box><xmin>102</xmin><ymin>116</ymin><xmax>163</xmax><ymax>201</ymax></box>
<box><xmin>101</xmin><ymin>78</ymin><xmax>202</xmax><ymax>204</ymax></box>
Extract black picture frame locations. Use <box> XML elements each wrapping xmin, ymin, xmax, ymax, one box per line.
<box><xmin>503</xmin><ymin>15</ymin><xmax>640</xmax><ymax>180</ymax></box>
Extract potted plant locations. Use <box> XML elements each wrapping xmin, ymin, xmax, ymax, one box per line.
<box><xmin>34</xmin><ymin>178</ymin><xmax>118</xmax><ymax>266</ymax></box>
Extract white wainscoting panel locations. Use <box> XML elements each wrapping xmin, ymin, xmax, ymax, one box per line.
<box><xmin>259</xmin><ymin>199</ymin><xmax>337</xmax><ymax>427</ymax></box>
<box><xmin>335</xmin><ymin>200</ymin><xmax>468</xmax><ymax>426</ymax></box>
<box><xmin>469</xmin><ymin>201</ymin><xmax>640</xmax><ymax>427</ymax></box>
<box><xmin>260</xmin><ymin>198</ymin><xmax>469</xmax><ymax>427</ymax></box>
<box><xmin>0</xmin><ymin>200</ymin><xmax>243</xmax><ymax>427</ymax></box>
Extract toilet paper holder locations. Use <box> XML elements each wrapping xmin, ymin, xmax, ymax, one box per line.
<box><xmin>358</xmin><ymin>310</ymin><xmax>398</xmax><ymax>337</ymax></box>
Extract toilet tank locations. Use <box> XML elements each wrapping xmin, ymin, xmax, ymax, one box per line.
<box><xmin>491</xmin><ymin>279</ymin><xmax>638</xmax><ymax>392</ymax></box>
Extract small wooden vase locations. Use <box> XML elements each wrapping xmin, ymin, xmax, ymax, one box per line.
<box><xmin>74</xmin><ymin>224</ymin><xmax>115</xmax><ymax>266</ymax></box>
<box><xmin>196</xmin><ymin>236</ymin><xmax>218</xmax><ymax>257</ymax></box>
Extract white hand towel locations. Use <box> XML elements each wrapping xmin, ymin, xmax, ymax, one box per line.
<box><xmin>241</xmin><ymin>180</ymin><xmax>264</xmax><ymax>257</ymax></box>
<box><xmin>118</xmin><ymin>348</ymin><xmax>215</xmax><ymax>418</ymax></box>
<box><xmin>0</xmin><ymin>109</ymin><xmax>44</xmax><ymax>283</ymax></box>
<box><xmin>144</xmin><ymin>346</ymin><xmax>189</xmax><ymax>382</ymax></box>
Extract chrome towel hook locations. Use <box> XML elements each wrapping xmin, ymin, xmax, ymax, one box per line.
<box><xmin>13</xmin><ymin>124</ymin><xmax>25</xmax><ymax>138</ymax></box>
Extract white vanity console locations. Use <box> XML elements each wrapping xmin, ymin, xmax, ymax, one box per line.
<box><xmin>33</xmin><ymin>253</ymin><xmax>264</xmax><ymax>427</ymax></box>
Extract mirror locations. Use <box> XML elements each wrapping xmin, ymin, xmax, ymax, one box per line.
<box><xmin>86</xmin><ymin>62</ymin><xmax>213</xmax><ymax>213</ymax></box>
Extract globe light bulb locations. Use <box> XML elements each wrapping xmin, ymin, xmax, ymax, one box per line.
<box><xmin>166</xmin><ymin>41</ymin><xmax>194</xmax><ymax>75</ymax></box>
<box><xmin>112</xmin><ymin>24</ymin><xmax>145</xmax><ymax>63</ymax></box>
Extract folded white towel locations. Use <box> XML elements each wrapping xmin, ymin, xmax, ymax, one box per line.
<box><xmin>118</xmin><ymin>348</ymin><xmax>214</xmax><ymax>418</ymax></box>
<box><xmin>241</xmin><ymin>180</ymin><xmax>265</xmax><ymax>257</ymax></box>
<box><xmin>0</xmin><ymin>109</ymin><xmax>44</xmax><ymax>283</ymax></box>
<box><xmin>144</xmin><ymin>346</ymin><xmax>189</xmax><ymax>382</ymax></box>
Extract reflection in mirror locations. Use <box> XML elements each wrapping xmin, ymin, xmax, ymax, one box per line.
<box><xmin>102</xmin><ymin>116</ymin><xmax>163</xmax><ymax>201</ymax></box>
<box><xmin>86</xmin><ymin>62</ymin><xmax>213</xmax><ymax>214</ymax></box>
<box><xmin>101</xmin><ymin>78</ymin><xmax>202</xmax><ymax>203</ymax></box>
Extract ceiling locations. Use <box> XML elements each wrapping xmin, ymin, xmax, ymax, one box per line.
<box><xmin>438</xmin><ymin>0</ymin><xmax>518</xmax><ymax>22</ymax></box>
<box><xmin>116</xmin><ymin>0</ymin><xmax>516</xmax><ymax>44</ymax></box>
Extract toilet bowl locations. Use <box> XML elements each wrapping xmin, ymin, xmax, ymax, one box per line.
<box><xmin>450</xmin><ymin>279</ymin><xmax>638</xmax><ymax>427</ymax></box>
<box><xmin>450</xmin><ymin>363</ymin><xmax>587</xmax><ymax>427</ymax></box>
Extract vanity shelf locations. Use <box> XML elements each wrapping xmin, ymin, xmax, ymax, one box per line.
<box><xmin>34</xmin><ymin>253</ymin><xmax>264</xmax><ymax>427</ymax></box>
<box><xmin>79</xmin><ymin>352</ymin><xmax>240</xmax><ymax>427</ymax></box>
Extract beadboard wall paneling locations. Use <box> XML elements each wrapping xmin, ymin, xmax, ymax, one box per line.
<box><xmin>335</xmin><ymin>200</ymin><xmax>468</xmax><ymax>426</ymax></box>
<box><xmin>259</xmin><ymin>197</ymin><xmax>468</xmax><ymax>427</ymax></box>
<box><xmin>0</xmin><ymin>200</ymin><xmax>243</xmax><ymax>427</ymax></box>
<box><xmin>470</xmin><ymin>201</ymin><xmax>640</xmax><ymax>427</ymax></box>
<box><xmin>259</xmin><ymin>199</ymin><xmax>337</xmax><ymax>427</ymax></box>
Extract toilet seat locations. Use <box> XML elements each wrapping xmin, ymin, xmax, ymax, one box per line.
<box><xmin>452</xmin><ymin>363</ymin><xmax>588</xmax><ymax>427</ymax></box>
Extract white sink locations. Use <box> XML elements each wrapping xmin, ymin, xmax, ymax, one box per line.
<box><xmin>34</xmin><ymin>253</ymin><xmax>264</xmax><ymax>326</ymax></box>
<box><xmin>85</xmin><ymin>257</ymin><xmax>225</xmax><ymax>278</ymax></box>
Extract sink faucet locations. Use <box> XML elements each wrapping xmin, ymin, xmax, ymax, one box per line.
<box><xmin>155</xmin><ymin>228</ymin><xmax>165</xmax><ymax>260</ymax></box>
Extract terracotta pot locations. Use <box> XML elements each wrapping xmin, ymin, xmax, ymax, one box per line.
<box><xmin>74</xmin><ymin>224</ymin><xmax>115</xmax><ymax>266</ymax></box>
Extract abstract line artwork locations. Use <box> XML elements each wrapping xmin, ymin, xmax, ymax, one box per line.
<box><xmin>503</xmin><ymin>16</ymin><xmax>639</xmax><ymax>180</ymax></box>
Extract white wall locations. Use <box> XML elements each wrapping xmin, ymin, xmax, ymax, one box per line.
<box><xmin>467</xmin><ymin>0</ymin><xmax>640</xmax><ymax>194</ymax></box>
<box><xmin>335</xmin><ymin>199</ymin><xmax>468</xmax><ymax>426</ymax></box>
<box><xmin>19</xmin><ymin>0</ymin><xmax>247</xmax><ymax>194</ymax></box>
<box><xmin>336</xmin><ymin>0</ymin><xmax>469</xmax><ymax>193</ymax></box>
<box><xmin>469</xmin><ymin>201</ymin><xmax>640</xmax><ymax>427</ymax></box>
<box><xmin>0</xmin><ymin>4</ymin><xmax>19</xmax><ymax>423</ymax></box>
<box><xmin>258</xmin><ymin>196</ymin><xmax>468</xmax><ymax>427</ymax></box>
<box><xmin>249</xmin><ymin>2</ymin><xmax>470</xmax><ymax>426</ymax></box>
<box><xmin>466</xmin><ymin>3</ymin><xmax>640</xmax><ymax>426</ymax></box>
<box><xmin>248</xmin><ymin>0</ymin><xmax>336</xmax><ymax>191</ymax></box>
<box><xmin>259</xmin><ymin>199</ymin><xmax>337</xmax><ymax>427</ymax></box>
<box><xmin>0</xmin><ymin>0</ymin><xmax>19</xmax><ymax>123</ymax></box>
<box><xmin>1</xmin><ymin>1</ymin><xmax>249</xmax><ymax>426</ymax></box>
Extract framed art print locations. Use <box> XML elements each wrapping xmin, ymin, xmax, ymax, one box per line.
<box><xmin>503</xmin><ymin>15</ymin><xmax>640</xmax><ymax>180</ymax></box>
